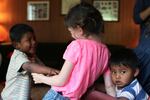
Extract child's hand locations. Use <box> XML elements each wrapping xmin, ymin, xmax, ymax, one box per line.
<box><xmin>48</xmin><ymin>68</ymin><xmax>60</xmax><ymax>76</ymax></box>
<box><xmin>32</xmin><ymin>73</ymin><xmax>45</xmax><ymax>84</ymax></box>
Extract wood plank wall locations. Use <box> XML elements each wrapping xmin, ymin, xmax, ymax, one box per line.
<box><xmin>0</xmin><ymin>0</ymin><xmax>140</xmax><ymax>48</ymax></box>
<box><xmin>102</xmin><ymin>0</ymin><xmax>140</xmax><ymax>48</ymax></box>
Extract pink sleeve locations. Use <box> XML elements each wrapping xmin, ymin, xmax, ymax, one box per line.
<box><xmin>63</xmin><ymin>41</ymin><xmax>80</xmax><ymax>64</ymax></box>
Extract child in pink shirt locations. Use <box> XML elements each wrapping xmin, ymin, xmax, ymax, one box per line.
<box><xmin>32</xmin><ymin>2</ymin><xmax>115</xmax><ymax>100</ymax></box>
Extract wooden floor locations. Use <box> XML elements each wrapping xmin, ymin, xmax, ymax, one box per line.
<box><xmin>0</xmin><ymin>81</ymin><xmax>50</xmax><ymax>100</ymax></box>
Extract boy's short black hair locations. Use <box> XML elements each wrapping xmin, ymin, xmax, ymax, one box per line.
<box><xmin>110</xmin><ymin>46</ymin><xmax>139</xmax><ymax>69</ymax></box>
<box><xmin>10</xmin><ymin>23</ymin><xmax>34</xmax><ymax>42</ymax></box>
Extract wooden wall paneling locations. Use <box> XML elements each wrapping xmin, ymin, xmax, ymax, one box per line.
<box><xmin>0</xmin><ymin>0</ymin><xmax>140</xmax><ymax>48</ymax></box>
<box><xmin>101</xmin><ymin>0</ymin><xmax>139</xmax><ymax>48</ymax></box>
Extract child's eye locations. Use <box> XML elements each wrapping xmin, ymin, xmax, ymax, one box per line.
<box><xmin>120</xmin><ymin>71</ymin><xmax>126</xmax><ymax>74</ymax></box>
<box><xmin>112</xmin><ymin>71</ymin><xmax>116</xmax><ymax>74</ymax></box>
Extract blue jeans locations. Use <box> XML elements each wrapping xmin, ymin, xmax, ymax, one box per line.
<box><xmin>134</xmin><ymin>33</ymin><xmax>150</xmax><ymax>95</ymax></box>
<box><xmin>42</xmin><ymin>89</ymin><xmax>69</xmax><ymax>100</ymax></box>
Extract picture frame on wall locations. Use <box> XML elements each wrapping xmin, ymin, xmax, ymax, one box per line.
<box><xmin>27</xmin><ymin>1</ymin><xmax>49</xmax><ymax>21</ymax></box>
<box><xmin>61</xmin><ymin>0</ymin><xmax>80</xmax><ymax>15</ymax></box>
<box><xmin>93</xmin><ymin>0</ymin><xmax>119</xmax><ymax>22</ymax></box>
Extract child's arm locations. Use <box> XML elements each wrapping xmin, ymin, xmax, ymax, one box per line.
<box><xmin>28</xmin><ymin>54</ymin><xmax>44</xmax><ymax>65</ymax></box>
<box><xmin>104</xmin><ymin>69</ymin><xmax>116</xmax><ymax>97</ymax></box>
<box><xmin>22</xmin><ymin>62</ymin><xmax>59</xmax><ymax>76</ymax></box>
<box><xmin>32</xmin><ymin>60</ymin><xmax>73</xmax><ymax>86</ymax></box>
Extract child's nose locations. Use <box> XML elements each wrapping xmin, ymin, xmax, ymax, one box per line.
<box><xmin>116</xmin><ymin>73</ymin><xmax>121</xmax><ymax>79</ymax></box>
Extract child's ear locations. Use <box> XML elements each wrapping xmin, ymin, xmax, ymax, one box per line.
<box><xmin>134</xmin><ymin>68</ymin><xmax>139</xmax><ymax>77</ymax></box>
<box><xmin>77</xmin><ymin>25</ymin><xmax>83</xmax><ymax>35</ymax></box>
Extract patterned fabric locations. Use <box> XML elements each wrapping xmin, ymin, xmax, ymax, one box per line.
<box><xmin>1</xmin><ymin>49</ymin><xmax>30</xmax><ymax>100</ymax></box>
<box><xmin>116</xmin><ymin>79</ymin><xmax>148</xmax><ymax>100</ymax></box>
<box><xmin>52</xmin><ymin>39</ymin><xmax>110</xmax><ymax>100</ymax></box>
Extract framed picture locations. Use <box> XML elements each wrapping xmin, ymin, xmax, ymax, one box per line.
<box><xmin>61</xmin><ymin>0</ymin><xmax>80</xmax><ymax>15</ymax></box>
<box><xmin>93</xmin><ymin>0</ymin><xmax>119</xmax><ymax>21</ymax></box>
<box><xmin>27</xmin><ymin>1</ymin><xmax>49</xmax><ymax>21</ymax></box>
